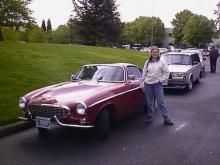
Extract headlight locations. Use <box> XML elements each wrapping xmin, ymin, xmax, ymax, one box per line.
<box><xmin>76</xmin><ymin>102</ymin><xmax>87</xmax><ymax>115</ymax></box>
<box><xmin>19</xmin><ymin>97</ymin><xmax>26</xmax><ymax>109</ymax></box>
<box><xmin>172</xmin><ymin>72</ymin><xmax>184</xmax><ymax>78</ymax></box>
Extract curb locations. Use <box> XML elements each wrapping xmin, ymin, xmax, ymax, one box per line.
<box><xmin>0</xmin><ymin>121</ymin><xmax>34</xmax><ymax>138</ymax></box>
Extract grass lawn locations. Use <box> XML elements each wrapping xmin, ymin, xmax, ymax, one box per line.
<box><xmin>0</xmin><ymin>41</ymin><xmax>148</xmax><ymax>126</ymax></box>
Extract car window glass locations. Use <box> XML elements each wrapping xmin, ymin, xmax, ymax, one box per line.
<box><xmin>127</xmin><ymin>66</ymin><xmax>142</xmax><ymax>80</ymax></box>
<box><xmin>193</xmin><ymin>54</ymin><xmax>200</xmax><ymax>63</ymax></box>
<box><xmin>161</xmin><ymin>54</ymin><xmax>191</xmax><ymax>65</ymax></box>
<box><xmin>75</xmin><ymin>65</ymin><xmax>124</xmax><ymax>82</ymax></box>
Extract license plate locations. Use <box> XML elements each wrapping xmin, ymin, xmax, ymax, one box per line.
<box><xmin>36</xmin><ymin>116</ymin><xmax>50</xmax><ymax>129</ymax></box>
<box><xmin>162</xmin><ymin>80</ymin><xmax>168</xmax><ymax>86</ymax></box>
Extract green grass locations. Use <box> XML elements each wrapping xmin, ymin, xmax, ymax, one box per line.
<box><xmin>0</xmin><ymin>41</ymin><xmax>148</xmax><ymax>126</ymax></box>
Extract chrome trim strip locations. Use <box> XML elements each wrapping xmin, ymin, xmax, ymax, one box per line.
<box><xmin>163</xmin><ymin>86</ymin><xmax>186</xmax><ymax>89</ymax></box>
<box><xmin>88</xmin><ymin>86</ymin><xmax>141</xmax><ymax>108</ymax></box>
<box><xmin>54</xmin><ymin>116</ymin><xmax>94</xmax><ymax>128</ymax></box>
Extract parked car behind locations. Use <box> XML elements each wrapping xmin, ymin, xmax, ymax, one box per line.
<box><xmin>140</xmin><ymin>47</ymin><xmax>150</xmax><ymax>53</ymax></box>
<box><xmin>18</xmin><ymin>63</ymin><xmax>146</xmax><ymax>138</ymax></box>
<box><xmin>158</xmin><ymin>48</ymin><xmax>168</xmax><ymax>54</ymax></box>
<box><xmin>161</xmin><ymin>52</ymin><xmax>202</xmax><ymax>91</ymax></box>
<box><xmin>182</xmin><ymin>49</ymin><xmax>206</xmax><ymax>77</ymax></box>
<box><xmin>199</xmin><ymin>49</ymin><xmax>209</xmax><ymax>56</ymax></box>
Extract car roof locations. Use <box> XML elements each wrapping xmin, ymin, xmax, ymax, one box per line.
<box><xmin>84</xmin><ymin>63</ymin><xmax>138</xmax><ymax>68</ymax></box>
<box><xmin>182</xmin><ymin>49</ymin><xmax>201</xmax><ymax>53</ymax></box>
<box><xmin>162</xmin><ymin>52</ymin><xmax>195</xmax><ymax>56</ymax></box>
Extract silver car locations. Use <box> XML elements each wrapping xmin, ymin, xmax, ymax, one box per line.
<box><xmin>181</xmin><ymin>49</ymin><xmax>206</xmax><ymax>77</ymax></box>
<box><xmin>161</xmin><ymin>52</ymin><xmax>202</xmax><ymax>91</ymax></box>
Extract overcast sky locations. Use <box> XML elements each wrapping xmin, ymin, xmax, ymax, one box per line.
<box><xmin>29</xmin><ymin>0</ymin><xmax>220</xmax><ymax>29</ymax></box>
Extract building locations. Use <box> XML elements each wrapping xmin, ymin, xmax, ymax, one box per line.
<box><xmin>162</xmin><ymin>28</ymin><xmax>173</xmax><ymax>48</ymax></box>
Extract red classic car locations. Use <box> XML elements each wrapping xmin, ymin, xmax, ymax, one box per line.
<box><xmin>19</xmin><ymin>63</ymin><xmax>146</xmax><ymax>138</ymax></box>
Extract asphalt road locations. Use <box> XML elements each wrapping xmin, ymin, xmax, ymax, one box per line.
<box><xmin>0</xmin><ymin>58</ymin><xmax>220</xmax><ymax>165</ymax></box>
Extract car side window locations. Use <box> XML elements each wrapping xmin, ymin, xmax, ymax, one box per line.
<box><xmin>127</xmin><ymin>66</ymin><xmax>142</xmax><ymax>80</ymax></box>
<box><xmin>192</xmin><ymin>54</ymin><xmax>200</xmax><ymax>63</ymax></box>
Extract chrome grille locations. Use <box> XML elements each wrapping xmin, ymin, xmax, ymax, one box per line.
<box><xmin>28</xmin><ymin>104</ymin><xmax>70</xmax><ymax>119</ymax></box>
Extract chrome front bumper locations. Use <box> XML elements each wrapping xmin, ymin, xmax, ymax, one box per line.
<box><xmin>163</xmin><ymin>79</ymin><xmax>187</xmax><ymax>89</ymax></box>
<box><xmin>19</xmin><ymin>116</ymin><xmax>94</xmax><ymax>128</ymax></box>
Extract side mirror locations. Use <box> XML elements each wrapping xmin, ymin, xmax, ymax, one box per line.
<box><xmin>70</xmin><ymin>74</ymin><xmax>75</xmax><ymax>81</ymax></box>
<box><xmin>128</xmin><ymin>75</ymin><xmax>135</xmax><ymax>82</ymax></box>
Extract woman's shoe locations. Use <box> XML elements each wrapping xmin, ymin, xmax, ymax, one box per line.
<box><xmin>146</xmin><ymin>116</ymin><xmax>153</xmax><ymax>124</ymax></box>
<box><xmin>164</xmin><ymin>118</ymin><xmax>174</xmax><ymax>125</ymax></box>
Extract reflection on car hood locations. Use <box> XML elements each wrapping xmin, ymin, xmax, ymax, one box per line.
<box><xmin>168</xmin><ymin>64</ymin><xmax>192</xmax><ymax>73</ymax></box>
<box><xmin>28</xmin><ymin>81</ymin><xmax>116</xmax><ymax>104</ymax></box>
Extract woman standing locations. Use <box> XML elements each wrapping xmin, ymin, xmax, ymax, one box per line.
<box><xmin>141</xmin><ymin>47</ymin><xmax>173</xmax><ymax>125</ymax></box>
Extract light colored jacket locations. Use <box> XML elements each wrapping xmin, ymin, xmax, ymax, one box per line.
<box><xmin>141</xmin><ymin>59</ymin><xmax>170</xmax><ymax>85</ymax></box>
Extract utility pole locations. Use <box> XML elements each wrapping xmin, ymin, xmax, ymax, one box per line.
<box><xmin>151</xmin><ymin>17</ymin><xmax>154</xmax><ymax>46</ymax></box>
<box><xmin>151</xmin><ymin>0</ymin><xmax>154</xmax><ymax>46</ymax></box>
<box><xmin>70</xmin><ymin>15</ymin><xmax>73</xmax><ymax>44</ymax></box>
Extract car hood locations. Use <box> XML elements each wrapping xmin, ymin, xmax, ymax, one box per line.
<box><xmin>168</xmin><ymin>64</ymin><xmax>192</xmax><ymax>73</ymax></box>
<box><xmin>27</xmin><ymin>81</ymin><xmax>117</xmax><ymax>105</ymax></box>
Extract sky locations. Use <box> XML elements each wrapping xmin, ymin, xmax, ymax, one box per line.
<box><xmin>29</xmin><ymin>0</ymin><xmax>220</xmax><ymax>29</ymax></box>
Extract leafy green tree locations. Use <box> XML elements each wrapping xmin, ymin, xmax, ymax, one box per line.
<box><xmin>47</xmin><ymin>19</ymin><xmax>52</xmax><ymax>32</ymax></box>
<box><xmin>50</xmin><ymin>25</ymin><xmax>70</xmax><ymax>44</ymax></box>
<box><xmin>26</xmin><ymin>25</ymin><xmax>48</xmax><ymax>43</ymax></box>
<box><xmin>183</xmin><ymin>15</ymin><xmax>216</xmax><ymax>47</ymax></box>
<box><xmin>123</xmin><ymin>16</ymin><xmax>164</xmax><ymax>46</ymax></box>
<box><xmin>72</xmin><ymin>0</ymin><xmax>122</xmax><ymax>46</ymax></box>
<box><xmin>214</xmin><ymin>1</ymin><xmax>220</xmax><ymax>30</ymax></box>
<box><xmin>41</xmin><ymin>19</ymin><xmax>46</xmax><ymax>31</ymax></box>
<box><xmin>2</xmin><ymin>27</ymin><xmax>20</xmax><ymax>41</ymax></box>
<box><xmin>0</xmin><ymin>0</ymin><xmax>34</xmax><ymax>40</ymax></box>
<box><xmin>171</xmin><ymin>10</ymin><xmax>194</xmax><ymax>46</ymax></box>
<box><xmin>67</xmin><ymin>17</ymin><xmax>80</xmax><ymax>44</ymax></box>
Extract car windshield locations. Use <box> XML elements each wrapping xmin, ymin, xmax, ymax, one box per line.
<box><xmin>74</xmin><ymin>65</ymin><xmax>124</xmax><ymax>82</ymax></box>
<box><xmin>161</xmin><ymin>54</ymin><xmax>191</xmax><ymax>65</ymax></box>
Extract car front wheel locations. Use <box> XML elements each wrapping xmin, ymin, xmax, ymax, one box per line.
<box><xmin>186</xmin><ymin>77</ymin><xmax>193</xmax><ymax>91</ymax></box>
<box><xmin>95</xmin><ymin>108</ymin><xmax>110</xmax><ymax>139</ymax></box>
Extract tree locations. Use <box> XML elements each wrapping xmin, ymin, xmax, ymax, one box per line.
<box><xmin>0</xmin><ymin>0</ymin><xmax>34</xmax><ymax>40</ymax></box>
<box><xmin>50</xmin><ymin>25</ymin><xmax>70</xmax><ymax>44</ymax></box>
<box><xmin>41</xmin><ymin>19</ymin><xmax>46</xmax><ymax>31</ymax></box>
<box><xmin>122</xmin><ymin>16</ymin><xmax>164</xmax><ymax>46</ymax></box>
<box><xmin>171</xmin><ymin>10</ymin><xmax>194</xmax><ymax>46</ymax></box>
<box><xmin>47</xmin><ymin>19</ymin><xmax>52</xmax><ymax>32</ymax></box>
<box><xmin>214</xmin><ymin>1</ymin><xmax>220</xmax><ymax>30</ymax></box>
<box><xmin>2</xmin><ymin>27</ymin><xmax>20</xmax><ymax>41</ymax></box>
<box><xmin>72</xmin><ymin>0</ymin><xmax>122</xmax><ymax>46</ymax></box>
<box><xmin>26</xmin><ymin>25</ymin><xmax>49</xmax><ymax>43</ymax></box>
<box><xmin>183</xmin><ymin>15</ymin><xmax>216</xmax><ymax>47</ymax></box>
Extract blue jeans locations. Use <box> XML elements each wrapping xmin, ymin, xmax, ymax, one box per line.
<box><xmin>144</xmin><ymin>83</ymin><xmax>169</xmax><ymax>118</ymax></box>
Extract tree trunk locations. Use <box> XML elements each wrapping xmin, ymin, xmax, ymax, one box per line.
<box><xmin>0</xmin><ymin>27</ymin><xmax>4</xmax><ymax>41</ymax></box>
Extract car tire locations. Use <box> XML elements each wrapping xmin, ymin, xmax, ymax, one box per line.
<box><xmin>95</xmin><ymin>108</ymin><xmax>110</xmax><ymax>139</ymax></box>
<box><xmin>186</xmin><ymin>77</ymin><xmax>193</xmax><ymax>91</ymax></box>
<box><xmin>202</xmin><ymin>68</ymin><xmax>205</xmax><ymax>77</ymax></box>
<box><xmin>200</xmin><ymin>71</ymin><xmax>203</xmax><ymax>79</ymax></box>
<box><xmin>196</xmin><ymin>74</ymin><xmax>201</xmax><ymax>83</ymax></box>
